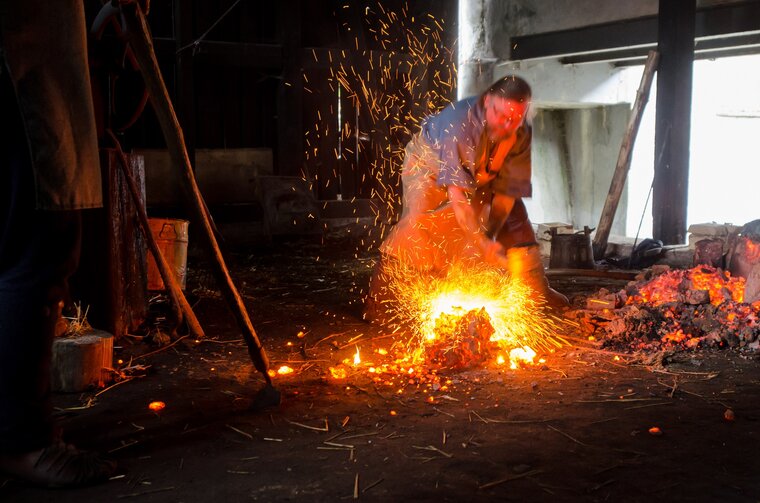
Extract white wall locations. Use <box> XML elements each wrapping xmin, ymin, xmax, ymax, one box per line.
<box><xmin>496</xmin><ymin>58</ymin><xmax>640</xmax><ymax>107</ymax></box>
<box><xmin>529</xmin><ymin>109</ymin><xmax>571</xmax><ymax>223</ymax></box>
<box><xmin>526</xmin><ymin>105</ymin><xmax>630</xmax><ymax>235</ymax></box>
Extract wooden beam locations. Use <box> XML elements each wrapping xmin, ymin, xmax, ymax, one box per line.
<box><xmin>276</xmin><ymin>0</ymin><xmax>303</xmax><ymax>176</ymax></box>
<box><xmin>155</xmin><ymin>38</ymin><xmax>283</xmax><ymax>68</ymax></box>
<box><xmin>561</xmin><ymin>32</ymin><xmax>760</xmax><ymax>65</ymax></box>
<box><xmin>593</xmin><ymin>51</ymin><xmax>659</xmax><ymax>259</ymax></box>
<box><xmin>174</xmin><ymin>0</ymin><xmax>196</xmax><ymax>169</ymax></box>
<box><xmin>653</xmin><ymin>0</ymin><xmax>696</xmax><ymax>245</ymax></box>
<box><xmin>510</xmin><ymin>2</ymin><xmax>760</xmax><ymax>62</ymax></box>
<box><xmin>512</xmin><ymin>16</ymin><xmax>656</xmax><ymax>61</ymax></box>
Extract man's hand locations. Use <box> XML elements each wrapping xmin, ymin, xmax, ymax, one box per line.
<box><xmin>448</xmin><ymin>185</ymin><xmax>509</xmax><ymax>266</ymax></box>
<box><xmin>478</xmin><ymin>237</ymin><xmax>508</xmax><ymax>267</ymax></box>
<box><xmin>485</xmin><ymin>193</ymin><xmax>516</xmax><ymax>240</ymax></box>
<box><xmin>447</xmin><ymin>186</ymin><xmax>481</xmax><ymax>237</ymax></box>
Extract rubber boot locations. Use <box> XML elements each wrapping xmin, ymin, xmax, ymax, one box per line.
<box><xmin>505</xmin><ymin>244</ymin><xmax>569</xmax><ymax>310</ymax></box>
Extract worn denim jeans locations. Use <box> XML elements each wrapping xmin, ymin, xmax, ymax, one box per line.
<box><xmin>0</xmin><ymin>69</ymin><xmax>81</xmax><ymax>454</ymax></box>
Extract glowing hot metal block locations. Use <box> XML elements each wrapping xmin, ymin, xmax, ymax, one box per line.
<box><xmin>388</xmin><ymin>261</ymin><xmax>563</xmax><ymax>370</ymax></box>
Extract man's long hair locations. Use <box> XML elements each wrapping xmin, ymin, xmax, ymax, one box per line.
<box><xmin>481</xmin><ymin>75</ymin><xmax>532</xmax><ymax>103</ymax></box>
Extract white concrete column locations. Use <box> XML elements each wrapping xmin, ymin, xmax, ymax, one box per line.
<box><xmin>458</xmin><ymin>0</ymin><xmax>497</xmax><ymax>98</ymax></box>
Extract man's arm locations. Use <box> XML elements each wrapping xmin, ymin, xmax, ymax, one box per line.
<box><xmin>485</xmin><ymin>192</ymin><xmax>516</xmax><ymax>240</ymax></box>
<box><xmin>447</xmin><ymin>185</ymin><xmax>504</xmax><ymax>260</ymax></box>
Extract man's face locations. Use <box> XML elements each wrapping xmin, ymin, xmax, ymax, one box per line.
<box><xmin>484</xmin><ymin>95</ymin><xmax>529</xmax><ymax>142</ymax></box>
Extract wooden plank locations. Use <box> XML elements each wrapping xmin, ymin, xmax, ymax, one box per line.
<box><xmin>592</xmin><ymin>50</ymin><xmax>659</xmax><ymax>259</ymax></box>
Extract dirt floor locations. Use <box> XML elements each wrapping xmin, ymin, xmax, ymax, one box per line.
<box><xmin>3</xmin><ymin>236</ymin><xmax>760</xmax><ymax>502</ymax></box>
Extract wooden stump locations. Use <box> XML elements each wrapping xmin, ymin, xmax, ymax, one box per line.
<box><xmin>693</xmin><ymin>238</ymin><xmax>724</xmax><ymax>268</ymax></box>
<box><xmin>70</xmin><ymin>150</ymin><xmax>148</xmax><ymax>338</ymax></box>
<box><xmin>745</xmin><ymin>263</ymin><xmax>760</xmax><ymax>304</ymax></box>
<box><xmin>51</xmin><ymin>329</ymin><xmax>114</xmax><ymax>392</ymax></box>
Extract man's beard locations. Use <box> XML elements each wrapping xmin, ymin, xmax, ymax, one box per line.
<box><xmin>488</xmin><ymin>129</ymin><xmax>515</xmax><ymax>143</ymax></box>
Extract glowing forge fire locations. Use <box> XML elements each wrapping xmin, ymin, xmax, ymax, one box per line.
<box><xmin>387</xmin><ymin>261</ymin><xmax>564</xmax><ymax>369</ymax></box>
<box><xmin>580</xmin><ymin>265</ymin><xmax>760</xmax><ymax>351</ymax></box>
<box><xmin>627</xmin><ymin>265</ymin><xmax>745</xmax><ymax>306</ymax></box>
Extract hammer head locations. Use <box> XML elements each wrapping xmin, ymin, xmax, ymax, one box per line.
<box><xmin>251</xmin><ymin>383</ymin><xmax>282</xmax><ymax>411</ymax></box>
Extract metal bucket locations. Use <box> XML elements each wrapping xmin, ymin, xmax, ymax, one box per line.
<box><xmin>146</xmin><ymin>218</ymin><xmax>189</xmax><ymax>290</ymax></box>
<box><xmin>549</xmin><ymin>226</ymin><xmax>595</xmax><ymax>269</ymax></box>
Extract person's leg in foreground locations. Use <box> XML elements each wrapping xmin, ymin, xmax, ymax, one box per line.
<box><xmin>0</xmin><ymin>68</ymin><xmax>116</xmax><ymax>489</ymax></box>
<box><xmin>496</xmin><ymin>200</ymin><xmax>569</xmax><ymax>309</ymax></box>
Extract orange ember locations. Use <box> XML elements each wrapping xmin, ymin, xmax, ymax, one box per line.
<box><xmin>508</xmin><ymin>346</ymin><xmax>537</xmax><ymax>369</ymax></box>
<box><xmin>628</xmin><ymin>266</ymin><xmax>744</xmax><ymax>306</ymax></box>
<box><xmin>582</xmin><ymin>264</ymin><xmax>760</xmax><ymax>351</ymax></box>
<box><xmin>277</xmin><ymin>365</ymin><xmax>294</xmax><ymax>375</ymax></box>
<box><xmin>329</xmin><ymin>366</ymin><xmax>348</xmax><ymax>379</ymax></box>
<box><xmin>148</xmin><ymin>401</ymin><xmax>165</xmax><ymax>412</ymax></box>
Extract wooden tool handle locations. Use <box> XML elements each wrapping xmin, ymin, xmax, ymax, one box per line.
<box><xmin>121</xmin><ymin>2</ymin><xmax>271</xmax><ymax>381</ymax></box>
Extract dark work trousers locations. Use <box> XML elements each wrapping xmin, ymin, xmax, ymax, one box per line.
<box><xmin>495</xmin><ymin>198</ymin><xmax>538</xmax><ymax>250</ymax></box>
<box><xmin>0</xmin><ymin>68</ymin><xmax>82</xmax><ymax>453</ymax></box>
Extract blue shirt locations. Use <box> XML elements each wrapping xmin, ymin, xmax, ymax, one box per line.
<box><xmin>420</xmin><ymin>96</ymin><xmax>532</xmax><ymax>198</ymax></box>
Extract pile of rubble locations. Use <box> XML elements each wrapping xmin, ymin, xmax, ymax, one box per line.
<box><xmin>425</xmin><ymin>308</ymin><xmax>496</xmax><ymax>370</ymax></box>
<box><xmin>569</xmin><ymin>265</ymin><xmax>760</xmax><ymax>353</ymax></box>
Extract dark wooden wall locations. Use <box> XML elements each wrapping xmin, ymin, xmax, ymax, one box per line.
<box><xmin>89</xmin><ymin>0</ymin><xmax>457</xmax><ymax>205</ymax></box>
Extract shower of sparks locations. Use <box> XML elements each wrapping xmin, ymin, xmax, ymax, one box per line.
<box><xmin>292</xmin><ymin>3</ymin><xmax>567</xmax><ymax>375</ymax></box>
<box><xmin>386</xmin><ymin>260</ymin><xmax>566</xmax><ymax>366</ymax></box>
<box><xmin>300</xmin><ymin>1</ymin><xmax>457</xmax><ymax>252</ymax></box>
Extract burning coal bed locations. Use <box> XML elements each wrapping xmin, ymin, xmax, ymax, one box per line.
<box><xmin>570</xmin><ymin>265</ymin><xmax>760</xmax><ymax>353</ymax></box>
<box><xmin>311</xmin><ymin>263</ymin><xmax>569</xmax><ymax>391</ymax></box>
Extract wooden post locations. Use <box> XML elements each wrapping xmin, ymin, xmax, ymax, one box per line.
<box><xmin>71</xmin><ymin>150</ymin><xmax>148</xmax><ymax>339</ymax></box>
<box><xmin>121</xmin><ymin>2</ymin><xmax>272</xmax><ymax>384</ymax></box>
<box><xmin>653</xmin><ymin>0</ymin><xmax>696</xmax><ymax>245</ymax></box>
<box><xmin>276</xmin><ymin>0</ymin><xmax>303</xmax><ymax>177</ymax></box>
<box><xmin>592</xmin><ymin>50</ymin><xmax>659</xmax><ymax>259</ymax></box>
<box><xmin>109</xmin><ymin>131</ymin><xmax>204</xmax><ymax>339</ymax></box>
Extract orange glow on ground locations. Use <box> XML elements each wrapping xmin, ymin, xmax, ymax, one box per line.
<box><xmin>148</xmin><ymin>401</ymin><xmax>165</xmax><ymax>412</ymax></box>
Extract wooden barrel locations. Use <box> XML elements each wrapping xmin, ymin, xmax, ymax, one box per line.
<box><xmin>549</xmin><ymin>227</ymin><xmax>595</xmax><ymax>269</ymax></box>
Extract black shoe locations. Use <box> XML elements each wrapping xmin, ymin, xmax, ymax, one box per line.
<box><xmin>0</xmin><ymin>441</ymin><xmax>116</xmax><ymax>488</ymax></box>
